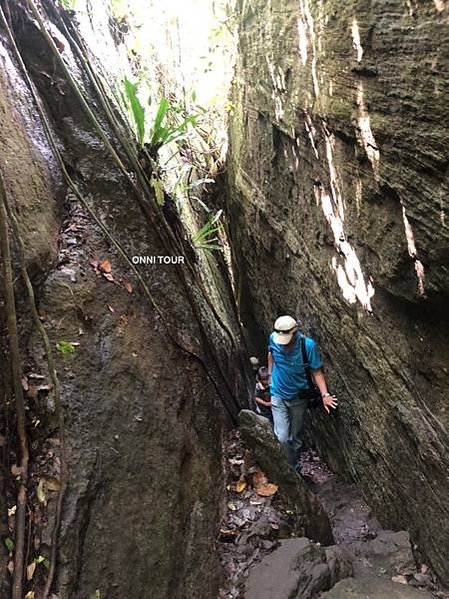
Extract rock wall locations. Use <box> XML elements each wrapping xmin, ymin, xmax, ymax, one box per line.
<box><xmin>227</xmin><ymin>0</ymin><xmax>449</xmax><ymax>583</ymax></box>
<box><xmin>0</xmin><ymin>3</ymin><xmax>248</xmax><ymax>597</ymax></box>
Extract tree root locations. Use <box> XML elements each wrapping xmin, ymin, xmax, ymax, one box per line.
<box><xmin>3</xmin><ymin>191</ymin><xmax>67</xmax><ymax>599</ymax></box>
<box><xmin>0</xmin><ymin>171</ymin><xmax>29</xmax><ymax>599</ymax></box>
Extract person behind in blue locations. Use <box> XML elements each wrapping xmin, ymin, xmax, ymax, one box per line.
<box><xmin>267</xmin><ymin>315</ymin><xmax>337</xmax><ymax>472</ymax></box>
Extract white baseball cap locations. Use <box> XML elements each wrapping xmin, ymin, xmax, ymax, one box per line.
<box><xmin>273</xmin><ymin>315</ymin><xmax>298</xmax><ymax>345</ymax></box>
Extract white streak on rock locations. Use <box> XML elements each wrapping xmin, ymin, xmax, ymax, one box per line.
<box><xmin>434</xmin><ymin>0</ymin><xmax>448</xmax><ymax>12</ymax></box>
<box><xmin>300</xmin><ymin>0</ymin><xmax>320</xmax><ymax>97</ymax></box>
<box><xmin>297</xmin><ymin>18</ymin><xmax>308</xmax><ymax>66</ymax></box>
<box><xmin>355</xmin><ymin>177</ymin><xmax>363</xmax><ymax>215</ymax></box>
<box><xmin>266</xmin><ymin>58</ymin><xmax>285</xmax><ymax>120</ymax></box>
<box><xmin>357</xmin><ymin>81</ymin><xmax>380</xmax><ymax>179</ymax></box>
<box><xmin>325</xmin><ymin>132</ymin><xmax>345</xmax><ymax>219</ymax></box>
<box><xmin>304</xmin><ymin>113</ymin><xmax>319</xmax><ymax>159</ymax></box>
<box><xmin>415</xmin><ymin>260</ymin><xmax>426</xmax><ymax>296</ymax></box>
<box><xmin>401</xmin><ymin>204</ymin><xmax>426</xmax><ymax>296</ymax></box>
<box><xmin>351</xmin><ymin>18</ymin><xmax>364</xmax><ymax>62</ymax></box>
<box><xmin>317</xmin><ymin>186</ymin><xmax>375</xmax><ymax>311</ymax></box>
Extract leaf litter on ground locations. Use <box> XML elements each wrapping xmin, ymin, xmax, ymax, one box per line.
<box><xmin>218</xmin><ymin>430</ymin><xmax>298</xmax><ymax>599</ymax></box>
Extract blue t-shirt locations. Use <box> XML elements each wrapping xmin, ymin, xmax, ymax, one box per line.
<box><xmin>268</xmin><ymin>332</ymin><xmax>322</xmax><ymax>400</ymax></box>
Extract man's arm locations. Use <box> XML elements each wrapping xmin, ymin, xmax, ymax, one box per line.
<box><xmin>267</xmin><ymin>350</ymin><xmax>273</xmax><ymax>384</ymax></box>
<box><xmin>311</xmin><ymin>368</ymin><xmax>338</xmax><ymax>414</ymax></box>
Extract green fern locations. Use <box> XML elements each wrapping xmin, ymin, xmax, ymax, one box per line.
<box><xmin>122</xmin><ymin>81</ymin><xmax>199</xmax><ymax>155</ymax></box>
<box><xmin>148</xmin><ymin>99</ymin><xmax>198</xmax><ymax>155</ymax></box>
<box><xmin>123</xmin><ymin>78</ymin><xmax>145</xmax><ymax>147</ymax></box>
<box><xmin>193</xmin><ymin>210</ymin><xmax>223</xmax><ymax>253</ymax></box>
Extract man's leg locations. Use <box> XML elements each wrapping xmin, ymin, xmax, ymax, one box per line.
<box><xmin>286</xmin><ymin>397</ymin><xmax>309</xmax><ymax>468</ymax></box>
<box><xmin>271</xmin><ymin>396</ymin><xmax>297</xmax><ymax>466</ymax></box>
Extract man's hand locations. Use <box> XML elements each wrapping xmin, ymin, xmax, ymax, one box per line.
<box><xmin>322</xmin><ymin>394</ymin><xmax>338</xmax><ymax>414</ymax></box>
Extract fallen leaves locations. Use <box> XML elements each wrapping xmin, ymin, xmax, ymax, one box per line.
<box><xmin>100</xmin><ymin>259</ymin><xmax>111</xmax><ymax>273</ymax></box>
<box><xmin>11</xmin><ymin>464</ymin><xmax>22</xmax><ymax>478</ymax></box>
<box><xmin>255</xmin><ymin>483</ymin><xmax>278</xmax><ymax>497</ymax></box>
<box><xmin>249</xmin><ymin>466</ymin><xmax>278</xmax><ymax>497</ymax></box>
<box><xmin>90</xmin><ymin>259</ymin><xmax>114</xmax><ymax>282</ymax></box>
<box><xmin>219</xmin><ymin>432</ymin><xmax>284</xmax><ymax>598</ymax></box>
<box><xmin>391</xmin><ymin>574</ymin><xmax>407</xmax><ymax>585</ymax></box>
<box><xmin>90</xmin><ymin>258</ymin><xmax>134</xmax><ymax>295</ymax></box>
<box><xmin>37</xmin><ymin>479</ymin><xmax>46</xmax><ymax>503</ymax></box>
<box><xmin>251</xmin><ymin>468</ymin><xmax>268</xmax><ymax>487</ymax></box>
<box><xmin>235</xmin><ymin>479</ymin><xmax>247</xmax><ymax>493</ymax></box>
<box><xmin>27</xmin><ymin>561</ymin><xmax>36</xmax><ymax>581</ymax></box>
<box><xmin>123</xmin><ymin>279</ymin><xmax>133</xmax><ymax>294</ymax></box>
<box><xmin>99</xmin><ymin>259</ymin><xmax>114</xmax><ymax>282</ymax></box>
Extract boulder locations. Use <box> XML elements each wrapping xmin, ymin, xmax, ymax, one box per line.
<box><xmin>245</xmin><ymin>538</ymin><xmax>352</xmax><ymax>599</ymax></box>
<box><xmin>239</xmin><ymin>410</ymin><xmax>334</xmax><ymax>545</ymax></box>
<box><xmin>320</xmin><ymin>577</ymin><xmax>434</xmax><ymax>598</ymax></box>
<box><xmin>342</xmin><ymin>530</ymin><xmax>416</xmax><ymax>578</ymax></box>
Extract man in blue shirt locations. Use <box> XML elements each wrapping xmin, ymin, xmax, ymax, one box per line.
<box><xmin>267</xmin><ymin>315</ymin><xmax>337</xmax><ymax>471</ymax></box>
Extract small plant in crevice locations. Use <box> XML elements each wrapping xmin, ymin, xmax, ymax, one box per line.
<box><xmin>56</xmin><ymin>340</ymin><xmax>76</xmax><ymax>354</ymax></box>
<box><xmin>192</xmin><ymin>209</ymin><xmax>224</xmax><ymax>253</ymax></box>
<box><xmin>148</xmin><ymin>97</ymin><xmax>199</xmax><ymax>157</ymax></box>
<box><xmin>123</xmin><ymin>78</ymin><xmax>200</xmax><ymax>156</ymax></box>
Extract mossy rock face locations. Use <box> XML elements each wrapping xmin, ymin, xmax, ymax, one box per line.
<box><xmin>228</xmin><ymin>0</ymin><xmax>449</xmax><ymax>584</ymax></box>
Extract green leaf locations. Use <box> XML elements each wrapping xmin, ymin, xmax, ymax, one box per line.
<box><xmin>147</xmin><ymin>99</ymin><xmax>200</xmax><ymax>155</ymax></box>
<box><xmin>56</xmin><ymin>340</ymin><xmax>75</xmax><ymax>354</ymax></box>
<box><xmin>150</xmin><ymin>99</ymin><xmax>170</xmax><ymax>143</ymax></box>
<box><xmin>5</xmin><ymin>537</ymin><xmax>14</xmax><ymax>552</ymax></box>
<box><xmin>34</xmin><ymin>555</ymin><xmax>51</xmax><ymax>571</ymax></box>
<box><xmin>150</xmin><ymin>174</ymin><xmax>165</xmax><ymax>206</ymax></box>
<box><xmin>123</xmin><ymin>78</ymin><xmax>145</xmax><ymax>147</ymax></box>
<box><xmin>60</xmin><ymin>0</ymin><xmax>77</xmax><ymax>9</ymax></box>
<box><xmin>193</xmin><ymin>210</ymin><xmax>224</xmax><ymax>252</ymax></box>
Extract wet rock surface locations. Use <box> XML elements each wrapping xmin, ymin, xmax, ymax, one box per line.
<box><xmin>228</xmin><ymin>0</ymin><xmax>449</xmax><ymax>583</ymax></box>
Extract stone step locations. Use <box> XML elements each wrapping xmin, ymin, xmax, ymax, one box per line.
<box><xmin>321</xmin><ymin>577</ymin><xmax>433</xmax><ymax>598</ymax></box>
